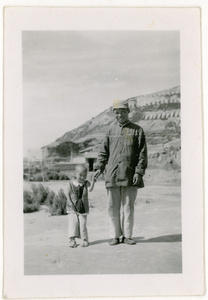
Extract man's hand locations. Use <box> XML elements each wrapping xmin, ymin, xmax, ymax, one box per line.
<box><xmin>133</xmin><ymin>173</ymin><xmax>142</xmax><ymax>185</ymax></box>
<box><xmin>93</xmin><ymin>169</ymin><xmax>102</xmax><ymax>181</ymax></box>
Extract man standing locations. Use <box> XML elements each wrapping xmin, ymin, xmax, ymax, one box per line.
<box><xmin>94</xmin><ymin>100</ymin><xmax>148</xmax><ymax>246</ymax></box>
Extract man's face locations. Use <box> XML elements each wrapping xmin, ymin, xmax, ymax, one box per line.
<box><xmin>113</xmin><ymin>108</ymin><xmax>129</xmax><ymax>124</ymax></box>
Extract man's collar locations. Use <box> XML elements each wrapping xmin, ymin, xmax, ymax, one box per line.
<box><xmin>118</xmin><ymin>120</ymin><xmax>130</xmax><ymax>127</ymax></box>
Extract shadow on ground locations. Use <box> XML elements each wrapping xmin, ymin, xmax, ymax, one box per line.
<box><xmin>90</xmin><ymin>239</ymin><xmax>109</xmax><ymax>245</ymax></box>
<box><xmin>135</xmin><ymin>234</ymin><xmax>182</xmax><ymax>243</ymax></box>
<box><xmin>90</xmin><ymin>234</ymin><xmax>182</xmax><ymax>245</ymax></box>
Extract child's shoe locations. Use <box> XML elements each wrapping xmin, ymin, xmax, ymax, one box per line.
<box><xmin>81</xmin><ymin>239</ymin><xmax>89</xmax><ymax>247</ymax></box>
<box><xmin>69</xmin><ymin>238</ymin><xmax>77</xmax><ymax>248</ymax></box>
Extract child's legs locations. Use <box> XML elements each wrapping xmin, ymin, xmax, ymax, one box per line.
<box><xmin>68</xmin><ymin>212</ymin><xmax>80</xmax><ymax>238</ymax></box>
<box><xmin>78</xmin><ymin>214</ymin><xmax>88</xmax><ymax>241</ymax></box>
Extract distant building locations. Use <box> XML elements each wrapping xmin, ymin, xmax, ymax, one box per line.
<box><xmin>84</xmin><ymin>152</ymin><xmax>98</xmax><ymax>171</ymax></box>
<box><xmin>71</xmin><ymin>156</ymin><xmax>86</xmax><ymax>164</ymax></box>
<box><xmin>51</xmin><ymin>151</ymin><xmax>98</xmax><ymax>172</ymax></box>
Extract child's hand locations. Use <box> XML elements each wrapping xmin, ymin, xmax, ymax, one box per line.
<box><xmin>87</xmin><ymin>181</ymin><xmax>91</xmax><ymax>188</ymax></box>
<box><xmin>89</xmin><ymin>177</ymin><xmax>96</xmax><ymax>192</ymax></box>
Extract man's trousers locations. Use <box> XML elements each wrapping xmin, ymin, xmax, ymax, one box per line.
<box><xmin>107</xmin><ymin>186</ymin><xmax>137</xmax><ymax>239</ymax></box>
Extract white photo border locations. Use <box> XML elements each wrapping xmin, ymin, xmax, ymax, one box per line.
<box><xmin>3</xmin><ymin>6</ymin><xmax>204</xmax><ymax>298</ymax></box>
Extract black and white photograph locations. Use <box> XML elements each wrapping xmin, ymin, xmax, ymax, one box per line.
<box><xmin>23</xmin><ymin>30</ymin><xmax>181</xmax><ymax>275</ymax></box>
<box><xmin>3</xmin><ymin>6</ymin><xmax>204</xmax><ymax>298</ymax></box>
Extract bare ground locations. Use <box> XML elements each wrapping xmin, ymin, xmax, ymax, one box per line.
<box><xmin>24</xmin><ymin>181</ymin><xmax>182</xmax><ymax>275</ymax></box>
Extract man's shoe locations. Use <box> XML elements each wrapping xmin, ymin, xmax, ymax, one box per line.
<box><xmin>120</xmin><ymin>236</ymin><xmax>125</xmax><ymax>243</ymax></box>
<box><xmin>124</xmin><ymin>238</ymin><xmax>136</xmax><ymax>245</ymax></box>
<box><xmin>81</xmin><ymin>239</ymin><xmax>89</xmax><ymax>247</ymax></box>
<box><xmin>109</xmin><ymin>238</ymin><xmax>119</xmax><ymax>246</ymax></box>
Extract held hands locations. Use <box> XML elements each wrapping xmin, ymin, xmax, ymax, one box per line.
<box><xmin>88</xmin><ymin>180</ymin><xmax>95</xmax><ymax>192</ymax></box>
<box><xmin>89</xmin><ymin>169</ymin><xmax>102</xmax><ymax>192</ymax></box>
<box><xmin>133</xmin><ymin>173</ymin><xmax>142</xmax><ymax>185</ymax></box>
<box><xmin>93</xmin><ymin>169</ymin><xmax>102</xmax><ymax>181</ymax></box>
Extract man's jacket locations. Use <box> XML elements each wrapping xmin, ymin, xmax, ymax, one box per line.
<box><xmin>96</xmin><ymin>121</ymin><xmax>148</xmax><ymax>188</ymax></box>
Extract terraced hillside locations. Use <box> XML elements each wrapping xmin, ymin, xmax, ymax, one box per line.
<box><xmin>43</xmin><ymin>86</ymin><xmax>181</xmax><ymax>174</ymax></box>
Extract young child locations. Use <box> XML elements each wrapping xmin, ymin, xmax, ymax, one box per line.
<box><xmin>66</xmin><ymin>164</ymin><xmax>93</xmax><ymax>248</ymax></box>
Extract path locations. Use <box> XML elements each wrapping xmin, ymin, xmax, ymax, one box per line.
<box><xmin>24</xmin><ymin>182</ymin><xmax>182</xmax><ymax>275</ymax></box>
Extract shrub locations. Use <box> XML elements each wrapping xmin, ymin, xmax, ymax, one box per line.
<box><xmin>23</xmin><ymin>189</ymin><xmax>40</xmax><ymax>213</ymax></box>
<box><xmin>52</xmin><ymin>172</ymin><xmax>59</xmax><ymax>180</ymax></box>
<box><xmin>33</xmin><ymin>174</ymin><xmax>49</xmax><ymax>182</ymax></box>
<box><xmin>24</xmin><ymin>184</ymin><xmax>67</xmax><ymax>216</ymax></box>
<box><xmin>23</xmin><ymin>173</ymin><xmax>29</xmax><ymax>180</ymax></box>
<box><xmin>37</xmin><ymin>184</ymin><xmax>50</xmax><ymax>204</ymax></box>
<box><xmin>30</xmin><ymin>183</ymin><xmax>38</xmax><ymax>194</ymax></box>
<box><xmin>46</xmin><ymin>171</ymin><xmax>69</xmax><ymax>181</ymax></box>
<box><xmin>45</xmin><ymin>190</ymin><xmax>56</xmax><ymax>207</ymax></box>
<box><xmin>23</xmin><ymin>184</ymin><xmax>50</xmax><ymax>213</ymax></box>
<box><xmin>59</xmin><ymin>173</ymin><xmax>69</xmax><ymax>180</ymax></box>
<box><xmin>47</xmin><ymin>172</ymin><xmax>53</xmax><ymax>180</ymax></box>
<box><xmin>48</xmin><ymin>189</ymin><xmax>67</xmax><ymax>216</ymax></box>
<box><xmin>33</xmin><ymin>174</ymin><xmax>43</xmax><ymax>182</ymax></box>
<box><xmin>32</xmin><ymin>166</ymin><xmax>41</xmax><ymax>174</ymax></box>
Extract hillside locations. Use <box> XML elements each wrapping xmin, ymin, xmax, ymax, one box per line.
<box><xmin>43</xmin><ymin>86</ymin><xmax>181</xmax><ymax>173</ymax></box>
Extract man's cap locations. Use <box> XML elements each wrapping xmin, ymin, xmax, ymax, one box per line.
<box><xmin>112</xmin><ymin>99</ymin><xmax>130</xmax><ymax>112</ymax></box>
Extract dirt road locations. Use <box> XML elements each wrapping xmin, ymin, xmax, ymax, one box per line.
<box><xmin>24</xmin><ymin>181</ymin><xmax>182</xmax><ymax>275</ymax></box>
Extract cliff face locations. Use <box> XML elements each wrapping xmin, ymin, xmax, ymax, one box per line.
<box><xmin>44</xmin><ymin>86</ymin><xmax>181</xmax><ymax>172</ymax></box>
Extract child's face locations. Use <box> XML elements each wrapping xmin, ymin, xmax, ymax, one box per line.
<box><xmin>75</xmin><ymin>168</ymin><xmax>87</xmax><ymax>184</ymax></box>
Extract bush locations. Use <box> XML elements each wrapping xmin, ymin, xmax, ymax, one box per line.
<box><xmin>53</xmin><ymin>172</ymin><xmax>59</xmax><ymax>180</ymax></box>
<box><xmin>23</xmin><ymin>173</ymin><xmax>29</xmax><ymax>180</ymax></box>
<box><xmin>33</xmin><ymin>174</ymin><xmax>43</xmax><ymax>182</ymax></box>
<box><xmin>59</xmin><ymin>173</ymin><xmax>69</xmax><ymax>180</ymax></box>
<box><xmin>33</xmin><ymin>173</ymin><xmax>49</xmax><ymax>182</ymax></box>
<box><xmin>23</xmin><ymin>184</ymin><xmax>50</xmax><ymax>213</ymax></box>
<box><xmin>23</xmin><ymin>189</ymin><xmax>40</xmax><ymax>213</ymax></box>
<box><xmin>47</xmin><ymin>189</ymin><xmax>67</xmax><ymax>216</ymax></box>
<box><xmin>45</xmin><ymin>190</ymin><xmax>56</xmax><ymax>207</ymax></box>
<box><xmin>36</xmin><ymin>183</ymin><xmax>49</xmax><ymax>204</ymax></box>
<box><xmin>30</xmin><ymin>184</ymin><xmax>39</xmax><ymax>205</ymax></box>
<box><xmin>32</xmin><ymin>166</ymin><xmax>41</xmax><ymax>174</ymax></box>
<box><xmin>46</xmin><ymin>171</ymin><xmax>69</xmax><ymax>181</ymax></box>
<box><xmin>23</xmin><ymin>184</ymin><xmax>67</xmax><ymax>216</ymax></box>
<box><xmin>47</xmin><ymin>172</ymin><xmax>53</xmax><ymax>180</ymax></box>
<box><xmin>51</xmin><ymin>172</ymin><xmax>59</xmax><ymax>180</ymax></box>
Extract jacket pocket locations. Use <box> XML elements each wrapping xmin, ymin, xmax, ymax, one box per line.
<box><xmin>116</xmin><ymin>162</ymin><xmax>134</xmax><ymax>182</ymax></box>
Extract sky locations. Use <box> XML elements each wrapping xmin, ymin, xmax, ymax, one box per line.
<box><xmin>23</xmin><ymin>31</ymin><xmax>180</xmax><ymax>154</ymax></box>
